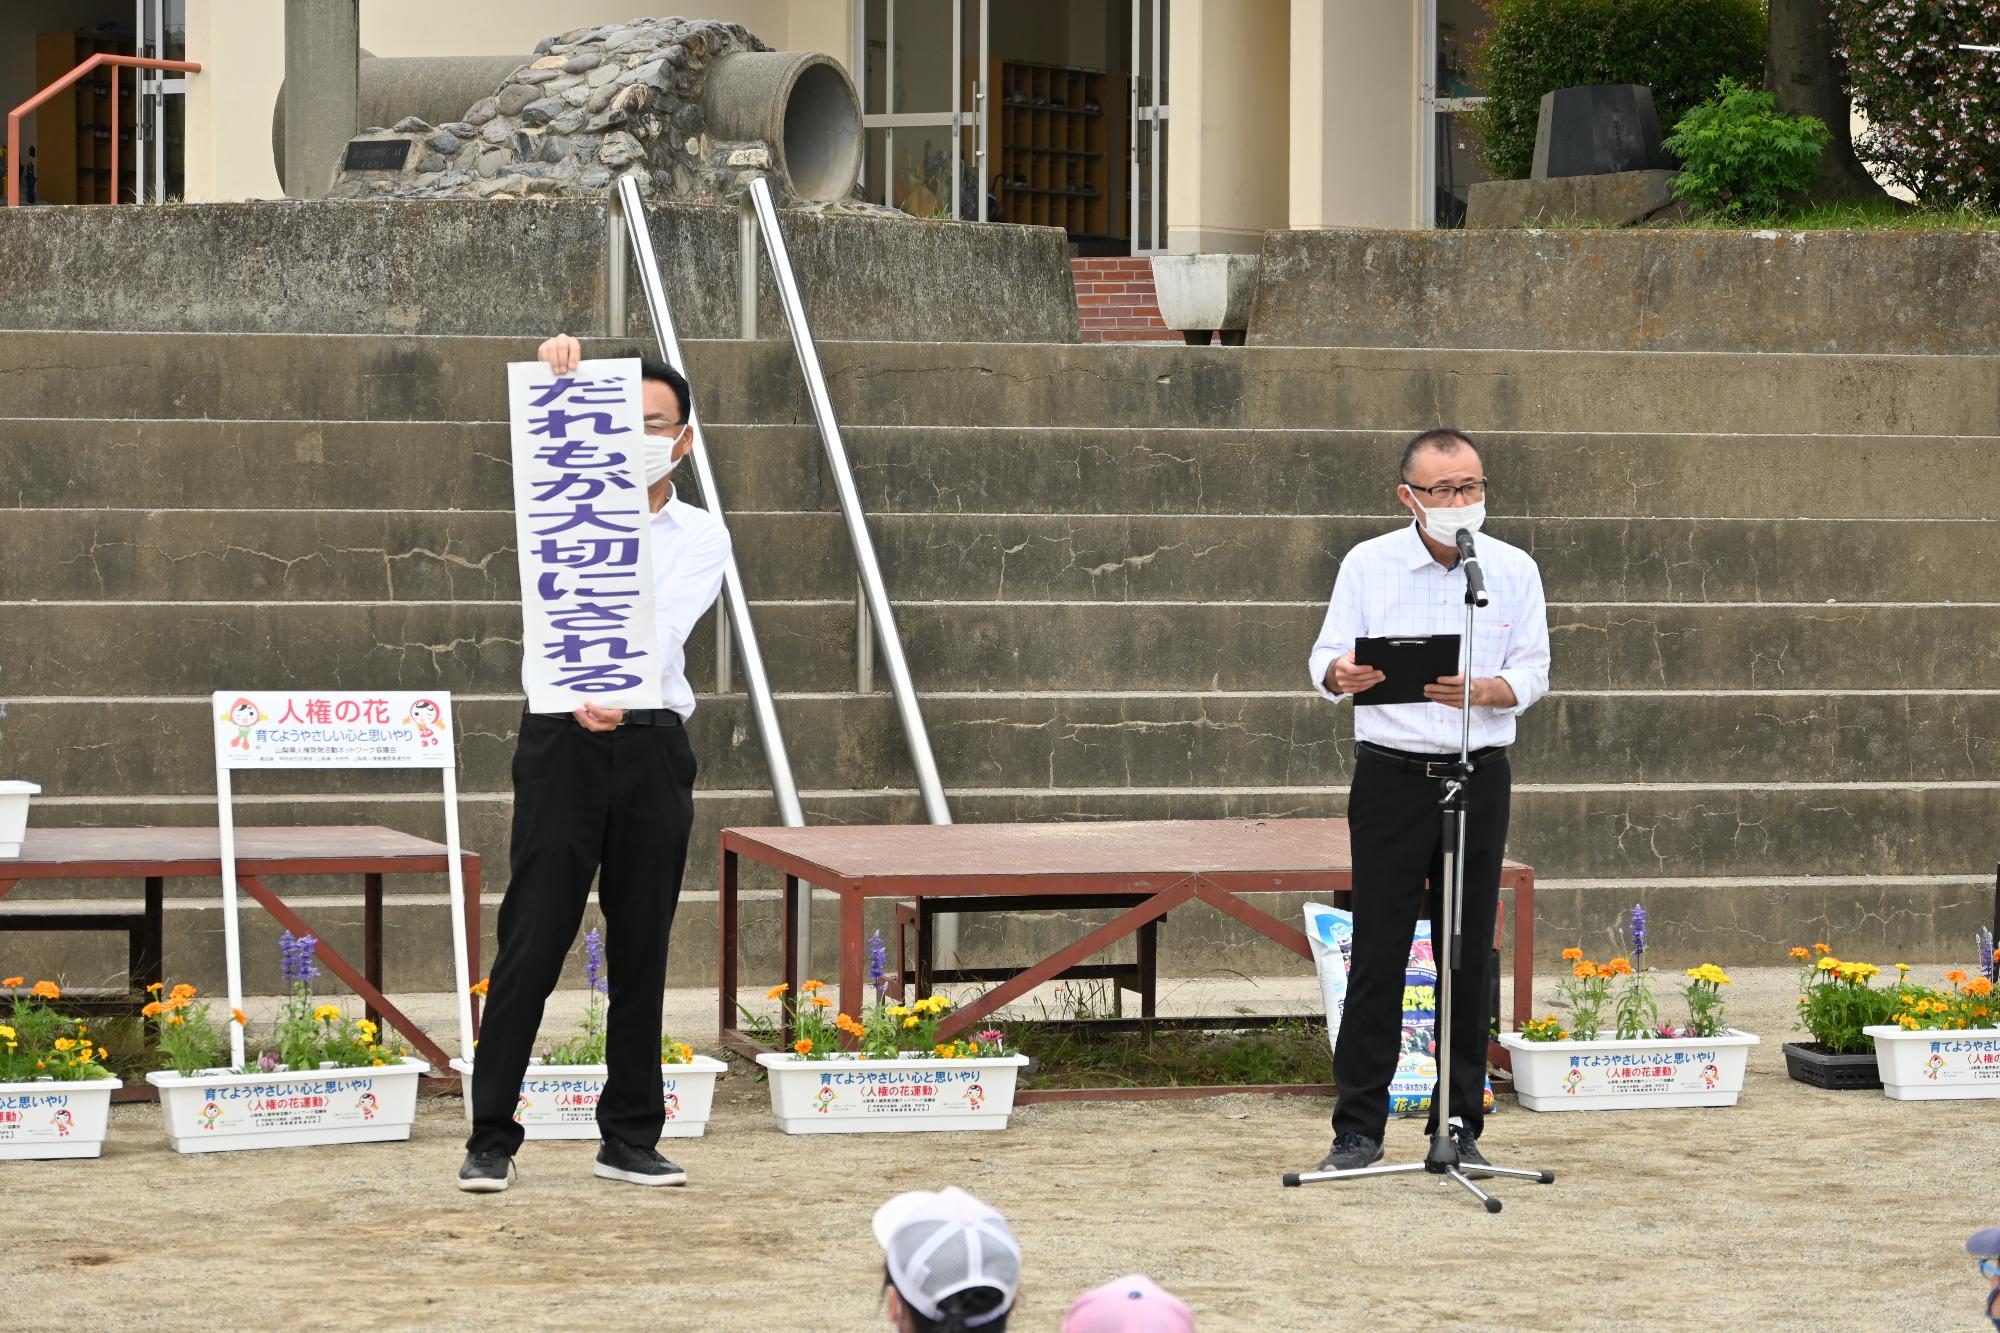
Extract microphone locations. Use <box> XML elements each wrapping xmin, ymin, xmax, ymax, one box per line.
<box><xmin>1456</xmin><ymin>529</ymin><xmax>1489</xmax><ymax>607</ymax></box>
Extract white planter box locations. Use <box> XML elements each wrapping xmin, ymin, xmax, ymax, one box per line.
<box><xmin>448</xmin><ymin>1056</ymin><xmax>727</xmax><ymax>1139</ymax></box>
<box><xmin>1863</xmin><ymin>1025</ymin><xmax>2000</xmax><ymax>1100</ymax></box>
<box><xmin>756</xmin><ymin>1052</ymin><xmax>1029</xmax><ymax>1134</ymax></box>
<box><xmin>1499</xmin><ymin>1030</ymin><xmax>1759</xmax><ymax>1111</ymax></box>
<box><xmin>0</xmin><ymin>780</ymin><xmax>40</xmax><ymax>858</ymax></box>
<box><xmin>1148</xmin><ymin>254</ymin><xmax>1260</xmax><ymax>334</ymax></box>
<box><xmin>0</xmin><ymin>1077</ymin><xmax>121</xmax><ymax>1159</ymax></box>
<box><xmin>145</xmin><ymin>1058</ymin><xmax>428</xmax><ymax>1153</ymax></box>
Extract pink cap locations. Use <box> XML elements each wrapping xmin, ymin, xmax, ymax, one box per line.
<box><xmin>1061</xmin><ymin>1275</ymin><xmax>1195</xmax><ymax>1333</ymax></box>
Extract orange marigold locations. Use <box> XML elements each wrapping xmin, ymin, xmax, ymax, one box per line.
<box><xmin>469</xmin><ymin>978</ymin><xmax>490</xmax><ymax>997</ymax></box>
<box><xmin>1788</xmin><ymin>947</ymin><xmax>1811</xmax><ymax>961</ymax></box>
<box><xmin>1965</xmin><ymin>977</ymin><xmax>1994</xmax><ymax>998</ymax></box>
<box><xmin>30</xmin><ymin>980</ymin><xmax>59</xmax><ymax>1000</ymax></box>
<box><xmin>800</xmin><ymin>979</ymin><xmax>827</xmax><ymax>993</ymax></box>
<box><xmin>141</xmin><ymin>1001</ymin><xmax>165</xmax><ymax>1018</ymax></box>
<box><xmin>230</xmin><ymin>1008</ymin><xmax>248</xmax><ymax>1025</ymax></box>
<box><xmin>1946</xmin><ymin>969</ymin><xmax>1970</xmax><ymax>987</ymax></box>
<box><xmin>1813</xmin><ymin>943</ymin><xmax>1832</xmax><ymax>955</ymax></box>
<box><xmin>1560</xmin><ymin>948</ymin><xmax>1583</xmax><ymax>962</ymax></box>
<box><xmin>792</xmin><ymin>1038</ymin><xmax>813</xmax><ymax>1055</ymax></box>
<box><xmin>1</xmin><ymin>977</ymin><xmax>23</xmax><ymax>989</ymax></box>
<box><xmin>1605</xmin><ymin>957</ymin><xmax>1634</xmax><ymax>977</ymax></box>
<box><xmin>765</xmin><ymin>983</ymin><xmax>789</xmax><ymax>1000</ymax></box>
<box><xmin>1573</xmin><ymin>961</ymin><xmax>1598</xmax><ymax>979</ymax></box>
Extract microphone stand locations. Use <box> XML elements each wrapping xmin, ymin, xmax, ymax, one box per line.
<box><xmin>1283</xmin><ymin>528</ymin><xmax>1554</xmax><ymax>1211</ymax></box>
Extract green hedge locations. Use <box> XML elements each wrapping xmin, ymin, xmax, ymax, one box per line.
<box><xmin>1469</xmin><ymin>0</ymin><xmax>1769</xmax><ymax>180</ymax></box>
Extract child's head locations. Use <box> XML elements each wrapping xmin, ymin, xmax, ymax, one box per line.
<box><xmin>875</xmin><ymin>1187</ymin><xmax>1021</xmax><ymax>1332</ymax></box>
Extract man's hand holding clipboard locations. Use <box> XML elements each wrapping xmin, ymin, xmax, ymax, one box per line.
<box><xmin>1330</xmin><ymin>634</ymin><xmax>1520</xmax><ymax>711</ymax></box>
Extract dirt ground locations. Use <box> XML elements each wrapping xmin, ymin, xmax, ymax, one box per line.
<box><xmin>8</xmin><ymin>967</ymin><xmax>1996</xmax><ymax>1331</ymax></box>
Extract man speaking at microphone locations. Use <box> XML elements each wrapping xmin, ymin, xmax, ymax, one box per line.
<box><xmin>1307</xmin><ymin>428</ymin><xmax>1549</xmax><ymax>1173</ymax></box>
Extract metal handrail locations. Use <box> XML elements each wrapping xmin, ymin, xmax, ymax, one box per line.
<box><xmin>7</xmin><ymin>53</ymin><xmax>200</xmax><ymax>207</ymax></box>
<box><xmin>740</xmin><ymin>176</ymin><xmax>953</xmax><ymax>830</ymax></box>
<box><xmin>609</xmin><ymin>176</ymin><xmax>805</xmax><ymax>834</ymax></box>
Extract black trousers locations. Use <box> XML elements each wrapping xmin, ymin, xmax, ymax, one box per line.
<box><xmin>1331</xmin><ymin>749</ymin><xmax>1510</xmax><ymax>1142</ymax></box>
<box><xmin>467</xmin><ymin>712</ymin><xmax>697</xmax><ymax>1156</ymax></box>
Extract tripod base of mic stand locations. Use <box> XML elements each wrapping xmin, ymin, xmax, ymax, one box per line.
<box><xmin>1281</xmin><ymin>1133</ymin><xmax>1555</xmax><ymax>1213</ymax></box>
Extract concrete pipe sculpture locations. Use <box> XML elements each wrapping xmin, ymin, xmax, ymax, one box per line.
<box><xmin>699</xmin><ymin>51</ymin><xmax>862</xmax><ymax>202</ymax></box>
<box><xmin>273</xmin><ymin>52</ymin><xmax>528</xmax><ymax>189</ymax></box>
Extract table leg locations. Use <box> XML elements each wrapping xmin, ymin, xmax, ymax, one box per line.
<box><xmin>917</xmin><ymin>900</ymin><xmax>934</xmax><ymax>997</ymax></box>
<box><xmin>465</xmin><ymin>855</ymin><xmax>483</xmax><ymax>1037</ymax></box>
<box><xmin>1137</xmin><ymin>918</ymin><xmax>1158</xmax><ymax>1019</ymax></box>
<box><xmin>779</xmin><ymin>874</ymin><xmax>798</xmax><ymax>1045</ymax></box>
<box><xmin>718</xmin><ymin>847</ymin><xmax>739</xmax><ymax>1037</ymax></box>
<box><xmin>838</xmin><ymin>891</ymin><xmax>864</xmax><ymax>1043</ymax></box>
<box><xmin>137</xmin><ymin>875</ymin><xmax>165</xmax><ymax>996</ymax></box>
<box><xmin>364</xmin><ymin>872</ymin><xmax>384</xmax><ymax>1032</ymax></box>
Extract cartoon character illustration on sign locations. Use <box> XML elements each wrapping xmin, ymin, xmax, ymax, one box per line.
<box><xmin>198</xmin><ymin>1101</ymin><xmax>224</xmax><ymax>1131</ymax></box>
<box><xmin>1927</xmin><ymin>1053</ymin><xmax>1948</xmax><ymax>1080</ymax></box>
<box><xmin>220</xmin><ymin>697</ymin><xmax>264</xmax><ymax>750</ymax></box>
<box><xmin>1562</xmin><ymin>1067</ymin><xmax>1586</xmax><ymax>1095</ymax></box>
<box><xmin>356</xmin><ymin>1091</ymin><xmax>379</xmax><ymax>1121</ymax></box>
<box><xmin>404</xmin><ymin>698</ymin><xmax>445</xmax><ymax>749</ymax></box>
<box><xmin>662</xmin><ymin>1090</ymin><xmax>681</xmax><ymax>1120</ymax></box>
<box><xmin>964</xmin><ymin>1083</ymin><xmax>984</xmax><ymax>1112</ymax></box>
<box><xmin>1701</xmin><ymin>1062</ymin><xmax>1720</xmax><ymax>1090</ymax></box>
<box><xmin>813</xmin><ymin>1086</ymin><xmax>838</xmax><ymax>1114</ymax></box>
<box><xmin>513</xmin><ymin>1092</ymin><xmax>531</xmax><ymax>1123</ymax></box>
<box><xmin>49</xmin><ymin>1108</ymin><xmax>75</xmax><ymax>1137</ymax></box>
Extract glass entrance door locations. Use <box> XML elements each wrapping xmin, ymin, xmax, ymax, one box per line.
<box><xmin>1128</xmin><ymin>0</ymin><xmax>1168</xmax><ymax>253</ymax></box>
<box><xmin>858</xmin><ymin>0</ymin><xmax>990</xmax><ymax>221</ymax></box>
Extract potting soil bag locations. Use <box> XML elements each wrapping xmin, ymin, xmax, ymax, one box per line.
<box><xmin>1304</xmin><ymin>902</ymin><xmax>1493</xmax><ymax>1116</ymax></box>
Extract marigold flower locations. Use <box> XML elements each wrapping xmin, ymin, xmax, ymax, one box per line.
<box><xmin>170</xmin><ymin>983</ymin><xmax>197</xmax><ymax>1000</ymax></box>
<box><xmin>1896</xmin><ymin>963</ymin><xmax>1910</xmax><ymax>975</ymax></box>
<box><xmin>1605</xmin><ymin>957</ymin><xmax>1634</xmax><ymax>976</ymax></box>
<box><xmin>810</xmin><ymin>996</ymin><xmax>832</xmax><ymax>1008</ymax></box>
<box><xmin>1813</xmin><ymin>943</ymin><xmax>1832</xmax><ymax>954</ymax></box>
<box><xmin>1788</xmin><ymin>947</ymin><xmax>1811</xmax><ymax>961</ymax></box>
<box><xmin>765</xmin><ymin>983</ymin><xmax>789</xmax><ymax>1000</ymax></box>
<box><xmin>1816</xmin><ymin>956</ymin><xmax>1839</xmax><ymax>972</ymax></box>
<box><xmin>0</xmin><ymin>1026</ymin><xmax>13</xmax><ymax>1041</ymax></box>
<box><xmin>167</xmin><ymin>1014</ymin><xmax>184</xmax><ymax>1027</ymax></box>
<box><xmin>1</xmin><ymin>976</ymin><xmax>23</xmax><ymax>989</ymax></box>
<box><xmin>675</xmin><ymin>1043</ymin><xmax>694</xmax><ymax>1062</ymax></box>
<box><xmin>30</xmin><ymin>981</ymin><xmax>60</xmax><ymax>1000</ymax></box>
<box><xmin>1945</xmin><ymin>969</ymin><xmax>1969</xmax><ymax>987</ymax></box>
<box><xmin>799</xmin><ymin>979</ymin><xmax>827</xmax><ymax>993</ymax></box>
<box><xmin>792</xmin><ymin>1038</ymin><xmax>813</xmax><ymax>1055</ymax></box>
<box><xmin>54</xmin><ymin>1038</ymin><xmax>76</xmax><ymax>1052</ymax></box>
<box><xmin>230</xmin><ymin>1008</ymin><xmax>248</xmax><ymax>1025</ymax></box>
<box><xmin>1573</xmin><ymin>961</ymin><xmax>1597</xmax><ymax>979</ymax></box>
<box><xmin>96</xmin><ymin>1047</ymin><xmax>107</xmax><ymax>1060</ymax></box>
<box><xmin>312</xmin><ymin>1004</ymin><xmax>341</xmax><ymax>1022</ymax></box>
<box><xmin>469</xmin><ymin>978</ymin><xmax>490</xmax><ymax>997</ymax></box>
<box><xmin>141</xmin><ymin>1001</ymin><xmax>165</xmax><ymax>1018</ymax></box>
<box><xmin>1966</xmin><ymin>977</ymin><xmax>1994</xmax><ymax>997</ymax></box>
<box><xmin>903</xmin><ymin>1016</ymin><xmax>920</xmax><ymax>1028</ymax></box>
<box><xmin>145</xmin><ymin>981</ymin><xmax>164</xmax><ymax>994</ymax></box>
<box><xmin>1561</xmin><ymin>948</ymin><xmax>1583</xmax><ymax>962</ymax></box>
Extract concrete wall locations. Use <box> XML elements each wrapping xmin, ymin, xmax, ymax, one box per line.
<box><xmin>0</xmin><ymin>198</ymin><xmax>1078</xmax><ymax>341</ymax></box>
<box><xmin>1249</xmin><ymin>227</ymin><xmax>2000</xmax><ymax>354</ymax></box>
<box><xmin>181</xmin><ymin>0</ymin><xmax>853</xmax><ymax>202</ymax></box>
<box><xmin>1165</xmin><ymin>0</ymin><xmax>1289</xmax><ymax>254</ymax></box>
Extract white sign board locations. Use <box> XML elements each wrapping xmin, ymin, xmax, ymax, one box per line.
<box><xmin>507</xmin><ymin>357</ymin><xmax>663</xmax><ymax>714</ymax></box>
<box><xmin>209</xmin><ymin>690</ymin><xmax>475</xmax><ymax>1070</ymax></box>
<box><xmin>213</xmin><ymin>690</ymin><xmax>456</xmax><ymax>769</ymax></box>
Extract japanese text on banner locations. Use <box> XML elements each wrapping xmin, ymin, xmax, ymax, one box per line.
<box><xmin>506</xmin><ymin>357</ymin><xmax>663</xmax><ymax>713</ymax></box>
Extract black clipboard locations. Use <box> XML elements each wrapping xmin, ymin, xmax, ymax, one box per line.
<box><xmin>1351</xmin><ymin>634</ymin><xmax>1462</xmax><ymax>706</ymax></box>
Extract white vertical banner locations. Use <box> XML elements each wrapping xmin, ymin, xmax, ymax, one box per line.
<box><xmin>507</xmin><ymin>357</ymin><xmax>664</xmax><ymax>714</ymax></box>
<box><xmin>210</xmin><ymin>691</ymin><xmax>473</xmax><ymax>1069</ymax></box>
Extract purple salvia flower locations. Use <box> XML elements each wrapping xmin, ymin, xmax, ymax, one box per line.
<box><xmin>867</xmin><ymin>930</ymin><xmax>888</xmax><ymax>1001</ymax></box>
<box><xmin>295</xmin><ymin>933</ymin><xmax>320</xmax><ymax>983</ymax></box>
<box><xmin>279</xmin><ymin>930</ymin><xmax>320</xmax><ymax>984</ymax></box>
<box><xmin>1630</xmin><ymin>904</ymin><xmax>1646</xmax><ymax>968</ymax></box>
<box><xmin>584</xmin><ymin>927</ymin><xmax>607</xmax><ymax>995</ymax></box>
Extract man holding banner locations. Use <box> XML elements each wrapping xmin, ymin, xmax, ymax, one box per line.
<box><xmin>459</xmin><ymin>335</ymin><xmax>728</xmax><ymax>1193</ymax></box>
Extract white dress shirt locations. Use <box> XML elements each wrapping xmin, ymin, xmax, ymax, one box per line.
<box><xmin>1308</xmin><ymin>522</ymin><xmax>1550</xmax><ymax>753</ymax></box>
<box><xmin>648</xmin><ymin>486</ymin><xmax>732</xmax><ymax>719</ymax></box>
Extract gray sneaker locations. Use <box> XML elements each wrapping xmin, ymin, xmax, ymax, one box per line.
<box><xmin>1317</xmin><ymin>1131</ymin><xmax>1384</xmax><ymax>1172</ymax></box>
<box><xmin>457</xmin><ymin>1150</ymin><xmax>515</xmax><ymax>1193</ymax></box>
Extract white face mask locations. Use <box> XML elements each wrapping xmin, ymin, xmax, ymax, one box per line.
<box><xmin>643</xmin><ymin>427</ymin><xmax>686</xmax><ymax>487</ymax></box>
<box><xmin>1411</xmin><ymin>493</ymin><xmax>1486</xmax><ymax>546</ymax></box>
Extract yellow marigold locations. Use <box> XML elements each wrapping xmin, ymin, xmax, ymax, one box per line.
<box><xmin>1816</xmin><ymin>956</ymin><xmax>1839</xmax><ymax>972</ymax></box>
<box><xmin>0</xmin><ymin>1025</ymin><xmax>13</xmax><ymax>1041</ymax></box>
<box><xmin>54</xmin><ymin>1038</ymin><xmax>76</xmax><ymax>1052</ymax></box>
<box><xmin>141</xmin><ymin>1001</ymin><xmax>165</xmax><ymax>1018</ymax></box>
<box><xmin>96</xmin><ymin>1047</ymin><xmax>107</xmax><ymax>1060</ymax></box>
<box><xmin>1561</xmin><ymin>947</ymin><xmax>1583</xmax><ymax>962</ymax></box>
<box><xmin>1</xmin><ymin>976</ymin><xmax>23</xmax><ymax>989</ymax></box>
<box><xmin>30</xmin><ymin>981</ymin><xmax>60</xmax><ymax>1000</ymax></box>
<box><xmin>312</xmin><ymin>1004</ymin><xmax>341</xmax><ymax>1022</ymax></box>
<box><xmin>885</xmin><ymin>1005</ymin><xmax>910</xmax><ymax>1018</ymax></box>
<box><xmin>674</xmin><ymin>1043</ymin><xmax>694</xmax><ymax>1062</ymax></box>
<box><xmin>800</xmin><ymin>979</ymin><xmax>827</xmax><ymax>993</ymax></box>
<box><xmin>355</xmin><ymin>1019</ymin><xmax>377</xmax><ymax>1036</ymax></box>
<box><xmin>167</xmin><ymin>1014</ymin><xmax>184</xmax><ymax>1027</ymax></box>
<box><xmin>765</xmin><ymin>983</ymin><xmax>789</xmax><ymax>1000</ymax></box>
<box><xmin>1684</xmin><ymin>964</ymin><xmax>1731</xmax><ymax>986</ymax></box>
<box><xmin>903</xmin><ymin>1016</ymin><xmax>920</xmax><ymax>1028</ymax></box>
<box><xmin>469</xmin><ymin>978</ymin><xmax>490</xmax><ymax>997</ymax></box>
<box><xmin>792</xmin><ymin>1038</ymin><xmax>813</xmax><ymax>1055</ymax></box>
<box><xmin>934</xmin><ymin>1044</ymin><xmax>955</xmax><ymax>1058</ymax></box>
<box><xmin>1788</xmin><ymin>947</ymin><xmax>1811</xmax><ymax>961</ymax></box>
<box><xmin>1896</xmin><ymin>963</ymin><xmax>1911</xmax><ymax>975</ymax></box>
<box><xmin>967</xmin><ymin>1041</ymin><xmax>981</xmax><ymax>1055</ymax></box>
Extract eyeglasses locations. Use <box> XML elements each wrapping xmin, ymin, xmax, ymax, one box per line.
<box><xmin>1404</xmin><ymin>480</ymin><xmax>1488</xmax><ymax>503</ymax></box>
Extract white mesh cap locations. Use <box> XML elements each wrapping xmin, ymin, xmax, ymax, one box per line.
<box><xmin>872</xmin><ymin>1187</ymin><xmax>1022</xmax><ymax>1327</ymax></box>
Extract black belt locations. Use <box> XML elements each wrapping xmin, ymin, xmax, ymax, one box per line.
<box><xmin>1358</xmin><ymin>741</ymin><xmax>1505</xmax><ymax>779</ymax></box>
<box><xmin>620</xmin><ymin>708</ymin><xmax>682</xmax><ymax>727</ymax></box>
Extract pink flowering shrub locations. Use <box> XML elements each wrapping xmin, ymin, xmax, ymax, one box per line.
<box><xmin>1832</xmin><ymin>0</ymin><xmax>2000</xmax><ymax>208</ymax></box>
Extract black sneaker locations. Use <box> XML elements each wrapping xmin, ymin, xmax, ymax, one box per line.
<box><xmin>456</xmin><ymin>1150</ymin><xmax>515</xmax><ymax>1193</ymax></box>
<box><xmin>594</xmin><ymin>1138</ymin><xmax>687</xmax><ymax>1187</ymax></box>
<box><xmin>1450</xmin><ymin>1123</ymin><xmax>1491</xmax><ymax>1174</ymax></box>
<box><xmin>1316</xmin><ymin>1131</ymin><xmax>1384</xmax><ymax>1172</ymax></box>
